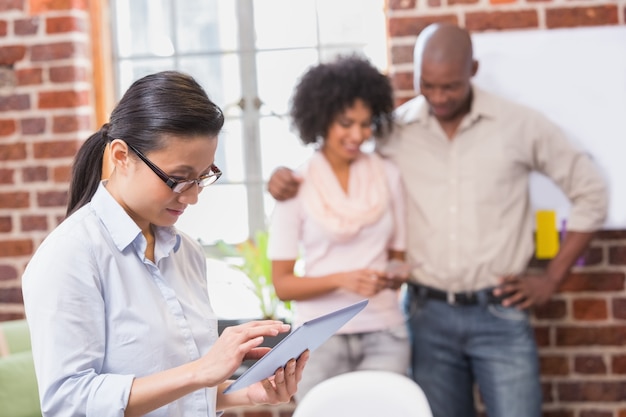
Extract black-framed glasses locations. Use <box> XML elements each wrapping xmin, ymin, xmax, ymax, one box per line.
<box><xmin>126</xmin><ymin>143</ymin><xmax>222</xmax><ymax>193</ymax></box>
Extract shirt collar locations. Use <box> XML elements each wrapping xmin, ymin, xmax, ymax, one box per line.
<box><xmin>90</xmin><ymin>182</ymin><xmax>181</xmax><ymax>254</ymax></box>
<box><xmin>394</xmin><ymin>84</ymin><xmax>498</xmax><ymax>127</ymax></box>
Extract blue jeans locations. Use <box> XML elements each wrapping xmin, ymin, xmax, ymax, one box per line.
<box><xmin>404</xmin><ymin>289</ymin><xmax>542</xmax><ymax>417</ymax></box>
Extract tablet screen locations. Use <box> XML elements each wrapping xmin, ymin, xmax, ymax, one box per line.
<box><xmin>222</xmin><ymin>299</ymin><xmax>368</xmax><ymax>393</ymax></box>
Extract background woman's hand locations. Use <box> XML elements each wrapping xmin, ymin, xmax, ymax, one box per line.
<box><xmin>246</xmin><ymin>350</ymin><xmax>309</xmax><ymax>405</ymax></box>
<box><xmin>195</xmin><ymin>320</ymin><xmax>291</xmax><ymax>387</ymax></box>
<box><xmin>339</xmin><ymin>269</ymin><xmax>387</xmax><ymax>297</ymax></box>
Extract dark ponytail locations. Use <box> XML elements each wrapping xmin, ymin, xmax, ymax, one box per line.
<box><xmin>65</xmin><ymin>71</ymin><xmax>224</xmax><ymax>217</ymax></box>
<box><xmin>65</xmin><ymin>127</ymin><xmax>107</xmax><ymax>217</ymax></box>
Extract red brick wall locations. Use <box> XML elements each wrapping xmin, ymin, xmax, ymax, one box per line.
<box><xmin>386</xmin><ymin>1</ymin><xmax>626</xmax><ymax>416</ymax></box>
<box><xmin>0</xmin><ymin>0</ymin><xmax>93</xmax><ymax>320</ymax></box>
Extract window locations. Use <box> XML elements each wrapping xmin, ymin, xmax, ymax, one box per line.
<box><xmin>110</xmin><ymin>0</ymin><xmax>388</xmax><ymax>318</ymax></box>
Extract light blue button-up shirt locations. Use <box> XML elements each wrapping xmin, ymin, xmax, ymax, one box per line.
<box><xmin>22</xmin><ymin>183</ymin><xmax>220</xmax><ymax>417</ymax></box>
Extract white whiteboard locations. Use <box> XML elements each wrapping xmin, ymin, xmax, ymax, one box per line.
<box><xmin>471</xmin><ymin>26</ymin><xmax>626</xmax><ymax>228</ymax></box>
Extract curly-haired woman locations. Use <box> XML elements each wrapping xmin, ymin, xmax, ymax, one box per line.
<box><xmin>267</xmin><ymin>55</ymin><xmax>411</xmax><ymax>401</ymax></box>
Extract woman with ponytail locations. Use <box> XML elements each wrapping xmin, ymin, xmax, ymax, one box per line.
<box><xmin>22</xmin><ymin>71</ymin><xmax>308</xmax><ymax>417</ymax></box>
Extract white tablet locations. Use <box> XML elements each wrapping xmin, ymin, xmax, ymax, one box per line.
<box><xmin>222</xmin><ymin>299</ymin><xmax>368</xmax><ymax>393</ymax></box>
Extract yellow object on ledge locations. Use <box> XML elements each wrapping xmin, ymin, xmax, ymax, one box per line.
<box><xmin>535</xmin><ymin>210</ymin><xmax>559</xmax><ymax>259</ymax></box>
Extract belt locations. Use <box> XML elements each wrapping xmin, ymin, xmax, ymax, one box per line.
<box><xmin>408</xmin><ymin>283</ymin><xmax>504</xmax><ymax>306</ymax></box>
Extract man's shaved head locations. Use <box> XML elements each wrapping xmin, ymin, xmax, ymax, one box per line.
<box><xmin>413</xmin><ymin>23</ymin><xmax>475</xmax><ymax>91</ymax></box>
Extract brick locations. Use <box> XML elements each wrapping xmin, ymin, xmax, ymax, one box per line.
<box><xmin>388</xmin><ymin>15</ymin><xmax>458</xmax><ymax>37</ymax></box>
<box><xmin>388</xmin><ymin>0</ymin><xmax>417</xmax><ymax>9</ymax></box>
<box><xmin>580</xmin><ymin>411</ymin><xmax>613</xmax><ymax>417</ymax></box>
<box><xmin>38</xmin><ymin>90</ymin><xmax>89</xmax><ymax>109</ymax></box>
<box><xmin>540</xmin><ymin>354</ymin><xmax>569</xmax><ymax>375</ymax></box>
<box><xmin>31</xmin><ymin>41</ymin><xmax>86</xmax><ymax>62</ymax></box>
<box><xmin>46</xmin><ymin>16</ymin><xmax>86</xmax><ymax>34</ymax></box>
<box><xmin>614</xmin><ymin>298</ymin><xmax>626</xmax><ymax>320</ymax></box>
<box><xmin>390</xmin><ymin>44</ymin><xmax>414</xmax><ymax>66</ymax></box>
<box><xmin>490</xmin><ymin>0</ymin><xmax>517</xmax><ymax>4</ymax></box>
<box><xmin>574</xmin><ymin>355</ymin><xmax>607</xmax><ymax>374</ymax></box>
<box><xmin>49</xmin><ymin>65</ymin><xmax>87</xmax><ymax>82</ymax></box>
<box><xmin>0</xmin><ymin>312</ymin><xmax>25</xmax><ymax>321</ymax></box>
<box><xmin>449</xmin><ymin>0</ymin><xmax>478</xmax><ymax>4</ymax></box>
<box><xmin>533</xmin><ymin>299</ymin><xmax>567</xmax><ymax>320</ymax></box>
<box><xmin>612</xmin><ymin>354</ymin><xmax>626</xmax><ymax>374</ymax></box>
<box><xmin>29</xmin><ymin>0</ymin><xmax>87</xmax><ymax>13</ymax></box>
<box><xmin>465</xmin><ymin>10</ymin><xmax>539</xmax><ymax>31</ymax></box>
<box><xmin>576</xmin><ymin>246</ymin><xmax>603</xmax><ymax>266</ymax></box>
<box><xmin>0</xmin><ymin>20</ymin><xmax>7</xmax><ymax>36</ymax></box>
<box><xmin>0</xmin><ymin>287</ymin><xmax>23</xmax><ymax>303</ymax></box>
<box><xmin>14</xmin><ymin>17</ymin><xmax>40</xmax><ymax>35</ymax></box>
<box><xmin>596</xmin><ymin>230</ymin><xmax>626</xmax><ymax>240</ymax></box>
<box><xmin>556</xmin><ymin>325</ymin><xmax>626</xmax><ymax>346</ymax></box>
<box><xmin>16</xmin><ymin>67</ymin><xmax>43</xmax><ymax>85</ymax></box>
<box><xmin>52</xmin><ymin>164</ymin><xmax>71</xmax><ymax>182</ymax></box>
<box><xmin>37</xmin><ymin>190</ymin><xmax>67</xmax><ymax>208</ymax></box>
<box><xmin>0</xmin><ymin>94</ymin><xmax>29</xmax><ymax>111</ymax></box>
<box><xmin>542</xmin><ymin>382</ymin><xmax>554</xmax><ymax>403</ymax></box>
<box><xmin>543</xmin><ymin>411</ymin><xmax>574</xmax><ymax>417</ymax></box>
<box><xmin>0</xmin><ymin>191</ymin><xmax>29</xmax><ymax>208</ymax></box>
<box><xmin>546</xmin><ymin>5</ymin><xmax>619</xmax><ymax>29</ymax></box>
<box><xmin>0</xmin><ymin>118</ymin><xmax>16</xmax><ymax>136</ymax></box>
<box><xmin>21</xmin><ymin>117</ymin><xmax>46</xmax><ymax>134</ymax></box>
<box><xmin>52</xmin><ymin>114</ymin><xmax>90</xmax><ymax>133</ymax></box>
<box><xmin>33</xmin><ymin>140</ymin><xmax>79</xmax><ymax>158</ymax></box>
<box><xmin>572</xmin><ymin>298</ymin><xmax>608</xmax><ymax>321</ymax></box>
<box><xmin>0</xmin><ymin>143</ymin><xmax>26</xmax><ymax>160</ymax></box>
<box><xmin>534</xmin><ymin>325</ymin><xmax>551</xmax><ymax>347</ymax></box>
<box><xmin>0</xmin><ymin>45</ymin><xmax>27</xmax><ymax>66</ymax></box>
<box><xmin>0</xmin><ymin>216</ymin><xmax>11</xmax><ymax>232</ymax></box>
<box><xmin>21</xmin><ymin>214</ymin><xmax>47</xmax><ymax>231</ymax></box>
<box><xmin>22</xmin><ymin>165</ymin><xmax>48</xmax><ymax>182</ymax></box>
<box><xmin>391</xmin><ymin>71</ymin><xmax>414</xmax><ymax>91</ymax></box>
<box><xmin>557</xmin><ymin>381</ymin><xmax>626</xmax><ymax>402</ymax></box>
<box><xmin>0</xmin><ymin>239</ymin><xmax>33</xmax><ymax>257</ymax></box>
<box><xmin>0</xmin><ymin>265</ymin><xmax>17</xmax><ymax>280</ymax></box>
<box><xmin>559</xmin><ymin>272</ymin><xmax>624</xmax><ymax>292</ymax></box>
<box><xmin>0</xmin><ymin>0</ymin><xmax>23</xmax><ymax>12</ymax></box>
<box><xmin>608</xmin><ymin>245</ymin><xmax>626</xmax><ymax>265</ymax></box>
<box><xmin>0</xmin><ymin>168</ymin><xmax>13</xmax><ymax>183</ymax></box>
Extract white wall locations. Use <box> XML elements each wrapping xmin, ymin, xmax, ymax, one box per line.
<box><xmin>472</xmin><ymin>26</ymin><xmax>626</xmax><ymax>228</ymax></box>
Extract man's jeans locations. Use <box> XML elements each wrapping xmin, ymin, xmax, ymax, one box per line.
<box><xmin>404</xmin><ymin>289</ymin><xmax>542</xmax><ymax>417</ymax></box>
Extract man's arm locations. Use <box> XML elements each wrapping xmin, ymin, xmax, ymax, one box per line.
<box><xmin>495</xmin><ymin>111</ymin><xmax>608</xmax><ymax>309</ymax></box>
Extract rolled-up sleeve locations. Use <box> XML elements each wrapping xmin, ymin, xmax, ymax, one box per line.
<box><xmin>531</xmin><ymin>112</ymin><xmax>609</xmax><ymax>231</ymax></box>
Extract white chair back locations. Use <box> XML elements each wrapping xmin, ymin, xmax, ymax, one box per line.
<box><xmin>293</xmin><ymin>370</ymin><xmax>433</xmax><ymax>417</ymax></box>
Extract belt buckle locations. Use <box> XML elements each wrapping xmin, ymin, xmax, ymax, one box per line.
<box><xmin>446</xmin><ymin>291</ymin><xmax>456</xmax><ymax>305</ymax></box>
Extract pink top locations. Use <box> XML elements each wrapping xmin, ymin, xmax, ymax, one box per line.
<box><xmin>267</xmin><ymin>152</ymin><xmax>407</xmax><ymax>333</ymax></box>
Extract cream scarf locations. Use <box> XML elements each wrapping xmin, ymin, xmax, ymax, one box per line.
<box><xmin>300</xmin><ymin>151</ymin><xmax>389</xmax><ymax>241</ymax></box>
